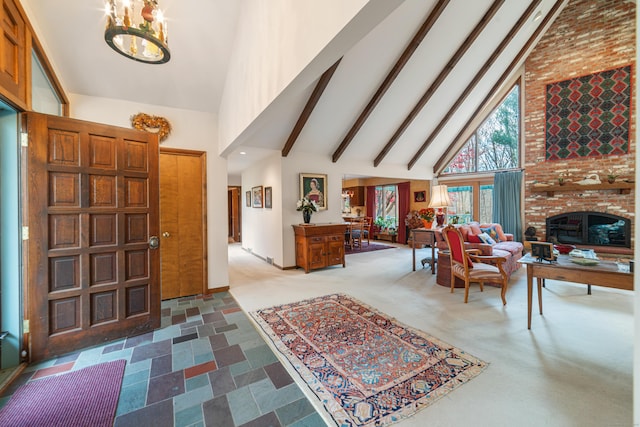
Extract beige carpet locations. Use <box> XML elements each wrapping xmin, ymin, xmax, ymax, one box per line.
<box><xmin>228</xmin><ymin>242</ymin><xmax>633</xmax><ymax>427</ymax></box>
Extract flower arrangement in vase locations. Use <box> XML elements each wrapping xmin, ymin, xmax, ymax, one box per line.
<box><xmin>296</xmin><ymin>197</ymin><xmax>317</xmax><ymax>224</ymax></box>
<box><xmin>418</xmin><ymin>208</ymin><xmax>435</xmax><ymax>228</ymax></box>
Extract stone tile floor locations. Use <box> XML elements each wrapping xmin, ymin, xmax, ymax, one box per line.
<box><xmin>0</xmin><ymin>292</ymin><xmax>326</xmax><ymax>427</ymax></box>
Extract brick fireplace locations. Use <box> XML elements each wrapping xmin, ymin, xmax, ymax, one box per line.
<box><xmin>522</xmin><ymin>0</ymin><xmax>635</xmax><ymax>251</ymax></box>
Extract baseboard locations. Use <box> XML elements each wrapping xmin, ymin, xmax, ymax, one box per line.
<box><xmin>205</xmin><ymin>286</ymin><xmax>230</xmax><ymax>294</ymax></box>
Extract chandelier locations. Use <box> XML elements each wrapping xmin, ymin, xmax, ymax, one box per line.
<box><xmin>104</xmin><ymin>0</ymin><xmax>170</xmax><ymax>64</ymax></box>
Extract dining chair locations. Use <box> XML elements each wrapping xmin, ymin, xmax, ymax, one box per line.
<box><xmin>362</xmin><ymin>217</ymin><xmax>372</xmax><ymax>246</ymax></box>
<box><xmin>442</xmin><ymin>225</ymin><xmax>509</xmax><ymax>305</ymax></box>
<box><xmin>350</xmin><ymin>220</ymin><xmax>364</xmax><ymax>250</ymax></box>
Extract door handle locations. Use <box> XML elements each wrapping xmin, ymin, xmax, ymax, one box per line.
<box><xmin>149</xmin><ymin>236</ymin><xmax>160</xmax><ymax>249</ymax></box>
<box><xmin>162</xmin><ymin>232</ymin><xmax>171</xmax><ymax>238</ymax></box>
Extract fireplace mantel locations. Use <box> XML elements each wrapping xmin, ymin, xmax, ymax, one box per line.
<box><xmin>531</xmin><ymin>181</ymin><xmax>634</xmax><ymax>197</ymax></box>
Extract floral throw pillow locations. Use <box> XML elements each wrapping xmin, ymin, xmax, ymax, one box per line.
<box><xmin>480</xmin><ymin>226</ymin><xmax>501</xmax><ymax>242</ymax></box>
<box><xmin>477</xmin><ymin>232</ymin><xmax>497</xmax><ymax>245</ymax></box>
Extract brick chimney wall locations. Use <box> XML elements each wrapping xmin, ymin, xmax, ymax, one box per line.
<box><xmin>523</xmin><ymin>0</ymin><xmax>635</xmax><ymax>243</ymax></box>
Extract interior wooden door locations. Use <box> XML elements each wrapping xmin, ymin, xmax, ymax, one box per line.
<box><xmin>228</xmin><ymin>187</ymin><xmax>240</xmax><ymax>242</ymax></box>
<box><xmin>24</xmin><ymin>112</ymin><xmax>160</xmax><ymax>363</ymax></box>
<box><xmin>159</xmin><ymin>148</ymin><xmax>206</xmax><ymax>300</ymax></box>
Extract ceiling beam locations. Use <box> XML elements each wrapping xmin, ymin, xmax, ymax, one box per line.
<box><xmin>281</xmin><ymin>58</ymin><xmax>342</xmax><ymax>157</ymax></box>
<box><xmin>406</xmin><ymin>0</ymin><xmax>543</xmax><ymax>170</ymax></box>
<box><xmin>433</xmin><ymin>0</ymin><xmax>567</xmax><ymax>174</ymax></box>
<box><xmin>373</xmin><ymin>0</ymin><xmax>505</xmax><ymax>167</ymax></box>
<box><xmin>331</xmin><ymin>0</ymin><xmax>451</xmax><ymax>163</ymax></box>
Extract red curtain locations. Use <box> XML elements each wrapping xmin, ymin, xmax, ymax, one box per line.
<box><xmin>366</xmin><ymin>186</ymin><xmax>376</xmax><ymax>220</ymax></box>
<box><xmin>397</xmin><ymin>182</ymin><xmax>410</xmax><ymax>244</ymax></box>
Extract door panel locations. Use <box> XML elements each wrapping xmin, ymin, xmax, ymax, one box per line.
<box><xmin>24</xmin><ymin>112</ymin><xmax>160</xmax><ymax>363</ymax></box>
<box><xmin>159</xmin><ymin>149</ymin><xmax>206</xmax><ymax>300</ymax></box>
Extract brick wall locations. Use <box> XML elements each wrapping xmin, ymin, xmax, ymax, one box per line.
<box><xmin>524</xmin><ymin>0</ymin><xmax>636</xmax><ymax>244</ymax></box>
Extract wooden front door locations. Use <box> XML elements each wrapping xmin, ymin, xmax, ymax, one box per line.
<box><xmin>24</xmin><ymin>112</ymin><xmax>160</xmax><ymax>363</ymax></box>
<box><xmin>159</xmin><ymin>148</ymin><xmax>206</xmax><ymax>300</ymax></box>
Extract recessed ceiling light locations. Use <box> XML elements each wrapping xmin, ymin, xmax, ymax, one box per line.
<box><xmin>239</xmin><ymin>151</ymin><xmax>246</xmax><ymax>155</ymax></box>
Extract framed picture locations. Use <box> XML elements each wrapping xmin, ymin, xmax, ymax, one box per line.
<box><xmin>264</xmin><ymin>186</ymin><xmax>272</xmax><ymax>209</ymax></box>
<box><xmin>414</xmin><ymin>191</ymin><xmax>426</xmax><ymax>203</ymax></box>
<box><xmin>252</xmin><ymin>186</ymin><xmax>263</xmax><ymax>208</ymax></box>
<box><xmin>245</xmin><ymin>191</ymin><xmax>251</xmax><ymax>207</ymax></box>
<box><xmin>299</xmin><ymin>173</ymin><xmax>327</xmax><ymax>210</ymax></box>
<box><xmin>530</xmin><ymin>242</ymin><xmax>555</xmax><ymax>262</ymax></box>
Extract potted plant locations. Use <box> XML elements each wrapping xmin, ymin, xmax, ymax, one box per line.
<box><xmin>606</xmin><ymin>169</ymin><xmax>619</xmax><ymax>184</ymax></box>
<box><xmin>296</xmin><ymin>197</ymin><xmax>317</xmax><ymax>224</ymax></box>
<box><xmin>418</xmin><ymin>208</ymin><xmax>435</xmax><ymax>228</ymax></box>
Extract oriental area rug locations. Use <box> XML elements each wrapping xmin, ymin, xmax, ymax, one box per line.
<box><xmin>250</xmin><ymin>294</ymin><xmax>487</xmax><ymax>426</ymax></box>
<box><xmin>0</xmin><ymin>359</ymin><xmax>126</xmax><ymax>427</ymax></box>
<box><xmin>345</xmin><ymin>242</ymin><xmax>394</xmax><ymax>255</ymax></box>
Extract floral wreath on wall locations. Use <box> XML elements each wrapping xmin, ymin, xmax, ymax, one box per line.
<box><xmin>130</xmin><ymin>113</ymin><xmax>172</xmax><ymax>142</ymax></box>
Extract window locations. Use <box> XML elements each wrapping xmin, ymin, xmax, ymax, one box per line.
<box><xmin>439</xmin><ymin>82</ymin><xmax>520</xmax><ymax>223</ymax></box>
<box><xmin>374</xmin><ymin>185</ymin><xmax>397</xmax><ymax>229</ymax></box>
<box><xmin>31</xmin><ymin>50</ymin><xmax>63</xmax><ymax>116</ymax></box>
<box><xmin>447</xmin><ymin>186</ymin><xmax>473</xmax><ymax>224</ymax></box>
<box><xmin>443</xmin><ymin>84</ymin><xmax>520</xmax><ymax>175</ymax></box>
<box><xmin>479</xmin><ymin>184</ymin><xmax>494</xmax><ymax>223</ymax></box>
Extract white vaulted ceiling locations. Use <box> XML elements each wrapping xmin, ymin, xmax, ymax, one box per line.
<box><xmin>20</xmin><ymin>0</ymin><xmax>567</xmax><ymax>177</ymax></box>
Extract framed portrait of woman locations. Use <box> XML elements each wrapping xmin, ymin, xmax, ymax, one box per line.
<box><xmin>299</xmin><ymin>173</ymin><xmax>327</xmax><ymax>210</ymax></box>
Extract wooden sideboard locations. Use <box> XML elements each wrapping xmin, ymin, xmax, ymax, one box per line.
<box><xmin>292</xmin><ymin>224</ymin><xmax>347</xmax><ymax>273</ymax></box>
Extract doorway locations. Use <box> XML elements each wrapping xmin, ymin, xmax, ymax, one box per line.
<box><xmin>0</xmin><ymin>101</ymin><xmax>21</xmax><ymax>369</ymax></box>
<box><xmin>159</xmin><ymin>148</ymin><xmax>207</xmax><ymax>300</ymax></box>
<box><xmin>228</xmin><ymin>186</ymin><xmax>241</xmax><ymax>243</ymax></box>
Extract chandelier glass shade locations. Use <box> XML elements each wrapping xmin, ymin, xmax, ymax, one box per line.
<box><xmin>104</xmin><ymin>0</ymin><xmax>170</xmax><ymax>64</ymax></box>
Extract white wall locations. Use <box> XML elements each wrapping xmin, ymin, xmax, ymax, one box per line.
<box><xmin>69</xmin><ymin>93</ymin><xmax>230</xmax><ymax>289</ymax></box>
<box><xmin>241</xmin><ymin>151</ymin><xmax>284</xmax><ymax>266</ymax></box>
<box><xmin>218</xmin><ymin>0</ymin><xmax>404</xmax><ymax>154</ymax></box>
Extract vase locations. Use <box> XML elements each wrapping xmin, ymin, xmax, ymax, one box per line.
<box><xmin>607</xmin><ymin>177</ymin><xmax>616</xmax><ymax>184</ymax></box>
<box><xmin>303</xmin><ymin>210</ymin><xmax>311</xmax><ymax>224</ymax></box>
<box><xmin>422</xmin><ymin>219</ymin><xmax>433</xmax><ymax>229</ymax></box>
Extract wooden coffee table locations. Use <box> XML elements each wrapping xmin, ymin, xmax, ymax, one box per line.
<box><xmin>518</xmin><ymin>253</ymin><xmax>633</xmax><ymax>329</ymax></box>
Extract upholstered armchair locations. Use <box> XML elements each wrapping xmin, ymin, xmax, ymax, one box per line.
<box><xmin>442</xmin><ymin>225</ymin><xmax>509</xmax><ymax>305</ymax></box>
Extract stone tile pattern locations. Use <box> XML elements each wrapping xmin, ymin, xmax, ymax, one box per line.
<box><xmin>0</xmin><ymin>292</ymin><xmax>325</xmax><ymax>427</ymax></box>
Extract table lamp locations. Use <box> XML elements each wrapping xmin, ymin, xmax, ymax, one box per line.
<box><xmin>428</xmin><ymin>184</ymin><xmax>451</xmax><ymax>227</ymax></box>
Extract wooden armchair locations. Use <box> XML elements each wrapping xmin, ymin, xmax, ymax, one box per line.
<box><xmin>442</xmin><ymin>225</ymin><xmax>509</xmax><ymax>305</ymax></box>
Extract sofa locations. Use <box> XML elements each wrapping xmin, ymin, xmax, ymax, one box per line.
<box><xmin>433</xmin><ymin>222</ymin><xmax>524</xmax><ymax>278</ymax></box>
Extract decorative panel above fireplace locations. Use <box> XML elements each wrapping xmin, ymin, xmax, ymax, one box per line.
<box><xmin>546</xmin><ymin>212</ymin><xmax>630</xmax><ymax>248</ymax></box>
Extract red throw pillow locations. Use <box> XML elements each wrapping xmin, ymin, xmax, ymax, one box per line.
<box><xmin>467</xmin><ymin>233</ymin><xmax>482</xmax><ymax>243</ymax></box>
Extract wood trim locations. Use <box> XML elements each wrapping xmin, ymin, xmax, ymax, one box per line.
<box><xmin>374</xmin><ymin>0</ymin><xmax>505</xmax><ymax>167</ymax></box>
<box><xmin>0</xmin><ymin>0</ymin><xmax>69</xmax><ymax>114</ymax></box>
<box><xmin>406</xmin><ymin>0</ymin><xmax>542</xmax><ymax>170</ymax></box>
<box><xmin>433</xmin><ymin>0</ymin><xmax>567</xmax><ymax>174</ymax></box>
<box><xmin>281</xmin><ymin>58</ymin><xmax>342</xmax><ymax>157</ymax></box>
<box><xmin>159</xmin><ymin>147</ymin><xmax>208</xmax><ymax>295</ymax></box>
<box><xmin>331</xmin><ymin>0</ymin><xmax>451</xmax><ymax>163</ymax></box>
<box><xmin>205</xmin><ymin>286</ymin><xmax>229</xmax><ymax>295</ymax></box>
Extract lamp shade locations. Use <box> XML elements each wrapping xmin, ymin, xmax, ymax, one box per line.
<box><xmin>428</xmin><ymin>185</ymin><xmax>451</xmax><ymax>208</ymax></box>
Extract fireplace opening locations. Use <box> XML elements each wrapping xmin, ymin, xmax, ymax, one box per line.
<box><xmin>546</xmin><ymin>211</ymin><xmax>631</xmax><ymax>248</ymax></box>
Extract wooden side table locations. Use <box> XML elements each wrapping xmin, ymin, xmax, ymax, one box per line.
<box><xmin>436</xmin><ymin>251</ymin><xmax>465</xmax><ymax>288</ymax></box>
<box><xmin>411</xmin><ymin>228</ymin><xmax>437</xmax><ymax>273</ymax></box>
